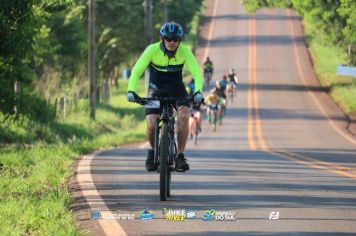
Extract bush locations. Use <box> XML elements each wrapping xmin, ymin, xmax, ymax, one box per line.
<box><xmin>18</xmin><ymin>94</ymin><xmax>56</xmax><ymax>124</ymax></box>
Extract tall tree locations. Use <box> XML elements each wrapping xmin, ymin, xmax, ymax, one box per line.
<box><xmin>0</xmin><ymin>1</ymin><xmax>37</xmax><ymax>120</ymax></box>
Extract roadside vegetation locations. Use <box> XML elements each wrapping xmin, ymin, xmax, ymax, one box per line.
<box><xmin>242</xmin><ymin>0</ymin><xmax>356</xmax><ymax>114</ymax></box>
<box><xmin>0</xmin><ymin>81</ymin><xmax>147</xmax><ymax>235</ymax></box>
<box><xmin>303</xmin><ymin>21</ymin><xmax>356</xmax><ymax>114</ymax></box>
<box><xmin>0</xmin><ymin>0</ymin><xmax>203</xmax><ymax>234</ymax></box>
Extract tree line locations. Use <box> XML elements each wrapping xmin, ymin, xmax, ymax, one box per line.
<box><xmin>0</xmin><ymin>0</ymin><xmax>203</xmax><ymax>122</ymax></box>
<box><xmin>242</xmin><ymin>0</ymin><xmax>355</xmax><ymax>65</ymax></box>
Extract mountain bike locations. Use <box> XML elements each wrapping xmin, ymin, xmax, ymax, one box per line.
<box><xmin>133</xmin><ymin>95</ymin><xmax>194</xmax><ymax>201</ymax></box>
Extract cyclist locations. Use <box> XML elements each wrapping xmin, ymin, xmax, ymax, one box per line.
<box><xmin>215</xmin><ymin>80</ymin><xmax>227</xmax><ymax>124</ymax></box>
<box><xmin>186</xmin><ymin>78</ymin><xmax>203</xmax><ymax>136</ymax></box>
<box><xmin>227</xmin><ymin>68</ymin><xmax>239</xmax><ymax>94</ymax></box>
<box><xmin>220</xmin><ymin>74</ymin><xmax>229</xmax><ymax>94</ymax></box>
<box><xmin>221</xmin><ymin>74</ymin><xmax>233</xmax><ymax>101</ymax></box>
<box><xmin>205</xmin><ymin>88</ymin><xmax>224</xmax><ymax>125</ymax></box>
<box><xmin>189</xmin><ymin>99</ymin><xmax>203</xmax><ymax>136</ymax></box>
<box><xmin>203</xmin><ymin>57</ymin><xmax>214</xmax><ymax>84</ymax></box>
<box><xmin>215</xmin><ymin>80</ymin><xmax>227</xmax><ymax>108</ymax></box>
<box><xmin>126</xmin><ymin>21</ymin><xmax>203</xmax><ymax>172</ymax></box>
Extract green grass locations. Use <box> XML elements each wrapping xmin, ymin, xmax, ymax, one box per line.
<box><xmin>331</xmin><ymin>86</ymin><xmax>356</xmax><ymax>113</ymax></box>
<box><xmin>0</xmin><ymin>80</ymin><xmax>146</xmax><ymax>235</ymax></box>
<box><xmin>0</xmin><ymin>6</ymin><xmax>206</xmax><ymax>233</ymax></box>
<box><xmin>0</xmin><ymin>145</ymin><xmax>79</xmax><ymax>235</ymax></box>
<box><xmin>303</xmin><ymin>16</ymin><xmax>356</xmax><ymax>114</ymax></box>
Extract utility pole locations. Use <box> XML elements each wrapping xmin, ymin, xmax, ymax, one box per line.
<box><xmin>144</xmin><ymin>0</ymin><xmax>153</xmax><ymax>46</ymax></box>
<box><xmin>163</xmin><ymin>0</ymin><xmax>168</xmax><ymax>22</ymax></box>
<box><xmin>14</xmin><ymin>81</ymin><xmax>19</xmax><ymax>115</ymax></box>
<box><xmin>144</xmin><ymin>0</ymin><xmax>153</xmax><ymax>94</ymax></box>
<box><xmin>88</xmin><ymin>0</ymin><xmax>96</xmax><ymax>120</ymax></box>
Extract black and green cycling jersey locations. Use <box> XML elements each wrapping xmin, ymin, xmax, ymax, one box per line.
<box><xmin>204</xmin><ymin>60</ymin><xmax>213</xmax><ymax>72</ymax></box>
<box><xmin>127</xmin><ymin>42</ymin><xmax>203</xmax><ymax>93</ymax></box>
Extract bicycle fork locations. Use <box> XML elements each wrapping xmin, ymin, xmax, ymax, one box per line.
<box><xmin>168</xmin><ymin>115</ymin><xmax>177</xmax><ymax>168</ymax></box>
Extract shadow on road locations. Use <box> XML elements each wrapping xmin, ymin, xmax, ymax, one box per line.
<box><xmin>72</xmin><ymin>148</ymin><xmax>356</xmax><ymax>213</ymax></box>
<box><xmin>161</xmin><ymin>232</ymin><xmax>356</xmax><ymax>236</ymax></box>
<box><xmin>201</xmin><ymin>13</ymin><xmax>301</xmax><ymax>22</ymax></box>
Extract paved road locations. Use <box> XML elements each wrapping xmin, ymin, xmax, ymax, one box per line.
<box><xmin>72</xmin><ymin>0</ymin><xmax>356</xmax><ymax>235</ymax></box>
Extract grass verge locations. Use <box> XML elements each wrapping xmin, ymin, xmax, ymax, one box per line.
<box><xmin>304</xmin><ymin>19</ymin><xmax>356</xmax><ymax>114</ymax></box>
<box><xmin>0</xmin><ymin>80</ymin><xmax>146</xmax><ymax>235</ymax></box>
<box><xmin>0</xmin><ymin>4</ymin><xmax>206</xmax><ymax>232</ymax></box>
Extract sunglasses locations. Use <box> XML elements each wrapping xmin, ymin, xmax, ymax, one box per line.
<box><xmin>164</xmin><ymin>37</ymin><xmax>180</xmax><ymax>42</ymax></box>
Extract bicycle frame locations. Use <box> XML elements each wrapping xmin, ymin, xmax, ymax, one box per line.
<box><xmin>156</xmin><ymin>100</ymin><xmax>177</xmax><ymax>168</ymax></box>
<box><xmin>133</xmin><ymin>96</ymin><xmax>193</xmax><ymax>201</ymax></box>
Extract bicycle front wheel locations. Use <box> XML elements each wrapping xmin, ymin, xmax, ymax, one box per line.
<box><xmin>159</xmin><ymin>123</ymin><xmax>169</xmax><ymax>201</ymax></box>
<box><xmin>154</xmin><ymin>118</ymin><xmax>160</xmax><ymax>164</ymax></box>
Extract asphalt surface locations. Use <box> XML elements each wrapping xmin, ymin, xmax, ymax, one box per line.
<box><xmin>71</xmin><ymin>0</ymin><xmax>356</xmax><ymax>235</ymax></box>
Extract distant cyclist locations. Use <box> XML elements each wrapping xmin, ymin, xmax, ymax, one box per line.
<box><xmin>227</xmin><ymin>68</ymin><xmax>239</xmax><ymax>95</ymax></box>
<box><xmin>205</xmin><ymin>88</ymin><xmax>224</xmax><ymax>125</ymax></box>
<box><xmin>203</xmin><ymin>57</ymin><xmax>214</xmax><ymax>85</ymax></box>
<box><xmin>126</xmin><ymin>21</ymin><xmax>204</xmax><ymax>172</ymax></box>
<box><xmin>215</xmin><ymin>80</ymin><xmax>227</xmax><ymax>108</ymax></box>
<box><xmin>220</xmin><ymin>74</ymin><xmax>228</xmax><ymax>94</ymax></box>
<box><xmin>189</xmin><ymin>98</ymin><xmax>203</xmax><ymax>136</ymax></box>
<box><xmin>186</xmin><ymin>78</ymin><xmax>202</xmax><ymax>135</ymax></box>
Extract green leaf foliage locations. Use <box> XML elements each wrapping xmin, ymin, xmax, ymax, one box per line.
<box><xmin>0</xmin><ymin>1</ymin><xmax>37</xmax><ymax>120</ymax></box>
<box><xmin>1</xmin><ymin>0</ymin><xmax>204</xmax><ymax>122</ymax></box>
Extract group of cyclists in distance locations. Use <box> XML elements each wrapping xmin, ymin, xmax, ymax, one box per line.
<box><xmin>187</xmin><ymin>57</ymin><xmax>239</xmax><ymax>136</ymax></box>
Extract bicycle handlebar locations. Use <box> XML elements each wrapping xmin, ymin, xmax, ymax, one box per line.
<box><xmin>132</xmin><ymin>95</ymin><xmax>204</xmax><ymax>106</ymax></box>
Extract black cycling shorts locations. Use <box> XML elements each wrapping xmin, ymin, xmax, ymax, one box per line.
<box><xmin>145</xmin><ymin>83</ymin><xmax>189</xmax><ymax>116</ymax></box>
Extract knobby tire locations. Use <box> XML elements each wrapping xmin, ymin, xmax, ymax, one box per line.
<box><xmin>154</xmin><ymin>118</ymin><xmax>160</xmax><ymax>164</ymax></box>
<box><xmin>159</xmin><ymin>123</ymin><xmax>169</xmax><ymax>201</ymax></box>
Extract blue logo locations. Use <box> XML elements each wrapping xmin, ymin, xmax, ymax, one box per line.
<box><xmin>91</xmin><ymin>209</ymin><xmax>101</xmax><ymax>220</ymax></box>
<box><xmin>186</xmin><ymin>209</ymin><xmax>196</xmax><ymax>219</ymax></box>
<box><xmin>203</xmin><ymin>210</ymin><xmax>216</xmax><ymax>221</ymax></box>
<box><xmin>139</xmin><ymin>209</ymin><xmax>154</xmax><ymax>220</ymax></box>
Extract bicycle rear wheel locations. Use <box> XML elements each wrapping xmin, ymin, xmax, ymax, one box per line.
<box><xmin>205</xmin><ymin>72</ymin><xmax>211</xmax><ymax>87</ymax></box>
<box><xmin>159</xmin><ymin>123</ymin><xmax>169</xmax><ymax>201</ymax></box>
